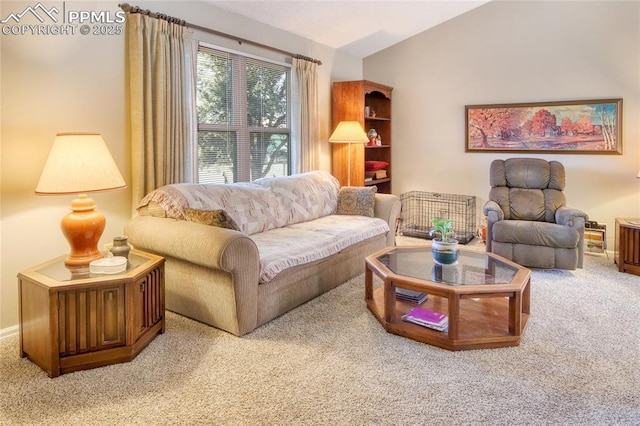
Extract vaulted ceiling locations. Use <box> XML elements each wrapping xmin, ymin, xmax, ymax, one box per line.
<box><xmin>205</xmin><ymin>1</ymin><xmax>490</xmax><ymax>58</ymax></box>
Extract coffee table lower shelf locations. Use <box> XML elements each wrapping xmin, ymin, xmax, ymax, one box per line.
<box><xmin>367</xmin><ymin>288</ymin><xmax>529</xmax><ymax>351</ymax></box>
<box><xmin>364</xmin><ymin>246</ymin><xmax>531</xmax><ymax>351</ymax></box>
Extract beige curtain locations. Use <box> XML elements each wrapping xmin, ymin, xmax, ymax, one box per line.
<box><xmin>292</xmin><ymin>57</ymin><xmax>319</xmax><ymax>173</ymax></box>
<box><xmin>126</xmin><ymin>13</ymin><xmax>194</xmax><ymax>208</ymax></box>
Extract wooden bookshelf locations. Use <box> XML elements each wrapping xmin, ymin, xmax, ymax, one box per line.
<box><xmin>331</xmin><ymin>80</ymin><xmax>393</xmax><ymax>193</ymax></box>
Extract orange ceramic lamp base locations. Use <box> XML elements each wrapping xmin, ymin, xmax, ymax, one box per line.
<box><xmin>61</xmin><ymin>194</ymin><xmax>105</xmax><ymax>267</ymax></box>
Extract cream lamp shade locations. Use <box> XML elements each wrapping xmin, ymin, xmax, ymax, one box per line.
<box><xmin>328</xmin><ymin>121</ymin><xmax>369</xmax><ymax>145</ymax></box>
<box><xmin>328</xmin><ymin>121</ymin><xmax>368</xmax><ymax>186</ymax></box>
<box><xmin>36</xmin><ymin>132</ymin><xmax>126</xmax><ymax>269</ymax></box>
<box><xmin>36</xmin><ymin>132</ymin><xmax>126</xmax><ymax>194</ymax></box>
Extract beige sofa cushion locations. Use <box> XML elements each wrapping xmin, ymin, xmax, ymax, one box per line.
<box><xmin>254</xmin><ymin>170</ymin><xmax>340</xmax><ymax>226</ymax></box>
<box><xmin>183</xmin><ymin>208</ymin><xmax>240</xmax><ymax>230</ymax></box>
<box><xmin>250</xmin><ymin>214</ymin><xmax>389</xmax><ymax>283</ymax></box>
<box><xmin>137</xmin><ymin>183</ymin><xmax>283</xmax><ymax>235</ymax></box>
<box><xmin>136</xmin><ymin>171</ymin><xmax>342</xmax><ymax>235</ymax></box>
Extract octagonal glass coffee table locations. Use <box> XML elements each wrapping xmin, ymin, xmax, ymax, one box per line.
<box><xmin>365</xmin><ymin>246</ymin><xmax>531</xmax><ymax>351</ymax></box>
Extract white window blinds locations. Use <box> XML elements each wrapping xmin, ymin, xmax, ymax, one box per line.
<box><xmin>196</xmin><ymin>45</ymin><xmax>291</xmax><ymax>184</ymax></box>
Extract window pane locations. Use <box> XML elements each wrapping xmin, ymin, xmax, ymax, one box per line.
<box><xmin>197</xmin><ymin>50</ymin><xmax>232</xmax><ymax>125</ymax></box>
<box><xmin>196</xmin><ymin>44</ymin><xmax>291</xmax><ymax>184</ymax></box>
<box><xmin>198</xmin><ymin>131</ymin><xmax>237</xmax><ymax>184</ymax></box>
<box><xmin>247</xmin><ymin>60</ymin><xmax>288</xmax><ymax>128</ymax></box>
<box><xmin>250</xmin><ymin>132</ymin><xmax>289</xmax><ymax>180</ymax></box>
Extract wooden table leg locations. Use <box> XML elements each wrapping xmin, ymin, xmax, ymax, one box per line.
<box><xmin>365</xmin><ymin>264</ymin><xmax>373</xmax><ymax>301</ymax></box>
<box><xmin>509</xmin><ymin>291</ymin><xmax>522</xmax><ymax>336</ymax></box>
<box><xmin>448</xmin><ymin>294</ymin><xmax>459</xmax><ymax>339</ymax></box>
<box><xmin>384</xmin><ymin>279</ymin><xmax>395</xmax><ymax>323</ymax></box>
<box><xmin>522</xmin><ymin>278</ymin><xmax>531</xmax><ymax>315</ymax></box>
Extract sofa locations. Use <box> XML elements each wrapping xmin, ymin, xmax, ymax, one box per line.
<box><xmin>124</xmin><ymin>171</ymin><xmax>401</xmax><ymax>336</ymax></box>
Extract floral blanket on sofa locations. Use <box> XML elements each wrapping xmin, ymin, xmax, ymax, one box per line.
<box><xmin>136</xmin><ymin>171</ymin><xmax>389</xmax><ymax>282</ymax></box>
<box><xmin>252</xmin><ymin>214</ymin><xmax>388</xmax><ymax>283</ymax></box>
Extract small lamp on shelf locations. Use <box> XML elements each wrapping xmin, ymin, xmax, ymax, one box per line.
<box><xmin>328</xmin><ymin>121</ymin><xmax>369</xmax><ymax>186</ymax></box>
<box><xmin>35</xmin><ymin>132</ymin><xmax>127</xmax><ymax>268</ymax></box>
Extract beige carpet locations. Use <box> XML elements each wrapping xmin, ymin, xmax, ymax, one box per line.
<box><xmin>1</xmin><ymin>243</ymin><xmax>639</xmax><ymax>425</ymax></box>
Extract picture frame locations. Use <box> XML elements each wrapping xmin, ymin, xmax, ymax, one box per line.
<box><xmin>465</xmin><ymin>98</ymin><xmax>622</xmax><ymax>154</ymax></box>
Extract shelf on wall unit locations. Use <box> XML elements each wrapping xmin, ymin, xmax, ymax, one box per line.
<box><xmin>365</xmin><ymin>178</ymin><xmax>391</xmax><ymax>186</ymax></box>
<box><xmin>365</xmin><ymin>117</ymin><xmax>391</xmax><ymax>121</ymax></box>
<box><xmin>365</xmin><ymin>145</ymin><xmax>390</xmax><ymax>149</ymax></box>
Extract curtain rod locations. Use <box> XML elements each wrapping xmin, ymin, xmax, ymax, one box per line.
<box><xmin>119</xmin><ymin>3</ymin><xmax>322</xmax><ymax>65</ymax></box>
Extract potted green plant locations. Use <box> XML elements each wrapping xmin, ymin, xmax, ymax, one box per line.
<box><xmin>429</xmin><ymin>218</ymin><xmax>459</xmax><ymax>265</ymax></box>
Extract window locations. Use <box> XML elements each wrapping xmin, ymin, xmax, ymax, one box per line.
<box><xmin>196</xmin><ymin>44</ymin><xmax>291</xmax><ymax>184</ymax></box>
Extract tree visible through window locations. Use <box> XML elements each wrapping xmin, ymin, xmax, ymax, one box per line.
<box><xmin>196</xmin><ymin>45</ymin><xmax>291</xmax><ymax>184</ymax></box>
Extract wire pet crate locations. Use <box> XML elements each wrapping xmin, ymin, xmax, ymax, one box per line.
<box><xmin>399</xmin><ymin>191</ymin><xmax>476</xmax><ymax>244</ymax></box>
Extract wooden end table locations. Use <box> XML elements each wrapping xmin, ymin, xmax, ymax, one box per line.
<box><xmin>18</xmin><ymin>249</ymin><xmax>165</xmax><ymax>378</ymax></box>
<box><xmin>365</xmin><ymin>246</ymin><xmax>531</xmax><ymax>351</ymax></box>
<box><xmin>614</xmin><ymin>218</ymin><xmax>640</xmax><ymax>276</ymax></box>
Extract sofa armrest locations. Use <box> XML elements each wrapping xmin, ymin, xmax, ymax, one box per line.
<box><xmin>483</xmin><ymin>200</ymin><xmax>505</xmax><ymax>252</ymax></box>
<box><xmin>125</xmin><ymin>216</ymin><xmax>261</xmax><ymax>335</ymax></box>
<box><xmin>125</xmin><ymin>216</ymin><xmax>260</xmax><ymax>272</ymax></box>
<box><xmin>374</xmin><ymin>193</ymin><xmax>401</xmax><ymax>246</ymax></box>
<box><xmin>483</xmin><ymin>200</ymin><xmax>504</xmax><ymax>223</ymax></box>
<box><xmin>556</xmin><ymin>206</ymin><xmax>588</xmax><ymax>268</ymax></box>
<box><xmin>556</xmin><ymin>206</ymin><xmax>588</xmax><ymax>229</ymax></box>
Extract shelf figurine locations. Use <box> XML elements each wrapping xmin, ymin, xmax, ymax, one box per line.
<box><xmin>367</xmin><ymin>128</ymin><xmax>378</xmax><ymax>146</ymax></box>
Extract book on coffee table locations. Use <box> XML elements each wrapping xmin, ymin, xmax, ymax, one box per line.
<box><xmin>395</xmin><ymin>287</ymin><xmax>428</xmax><ymax>304</ymax></box>
<box><xmin>402</xmin><ymin>307</ymin><xmax>448</xmax><ymax>332</ymax></box>
<box><xmin>402</xmin><ymin>318</ymin><xmax>448</xmax><ymax>332</ymax></box>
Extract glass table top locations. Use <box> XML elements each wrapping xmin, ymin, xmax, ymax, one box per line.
<box><xmin>376</xmin><ymin>247</ymin><xmax>519</xmax><ymax>286</ymax></box>
<box><xmin>36</xmin><ymin>252</ymin><xmax>151</xmax><ymax>282</ymax></box>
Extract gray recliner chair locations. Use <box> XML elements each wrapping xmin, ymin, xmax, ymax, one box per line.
<box><xmin>483</xmin><ymin>158</ymin><xmax>588</xmax><ymax>270</ymax></box>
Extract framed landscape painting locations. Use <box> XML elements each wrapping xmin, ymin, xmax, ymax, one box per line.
<box><xmin>465</xmin><ymin>99</ymin><xmax>622</xmax><ymax>154</ymax></box>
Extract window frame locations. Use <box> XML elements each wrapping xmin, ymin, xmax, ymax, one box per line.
<box><xmin>195</xmin><ymin>42</ymin><xmax>292</xmax><ymax>184</ymax></box>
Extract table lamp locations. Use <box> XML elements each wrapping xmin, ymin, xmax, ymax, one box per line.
<box><xmin>35</xmin><ymin>132</ymin><xmax>127</xmax><ymax>268</ymax></box>
<box><xmin>328</xmin><ymin>121</ymin><xmax>369</xmax><ymax>186</ymax></box>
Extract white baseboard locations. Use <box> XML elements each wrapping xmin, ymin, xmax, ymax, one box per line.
<box><xmin>0</xmin><ymin>325</ymin><xmax>19</xmax><ymax>340</ymax></box>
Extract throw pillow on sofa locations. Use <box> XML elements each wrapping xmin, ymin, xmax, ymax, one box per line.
<box><xmin>184</xmin><ymin>208</ymin><xmax>240</xmax><ymax>230</ymax></box>
<box><xmin>336</xmin><ymin>186</ymin><xmax>377</xmax><ymax>217</ymax></box>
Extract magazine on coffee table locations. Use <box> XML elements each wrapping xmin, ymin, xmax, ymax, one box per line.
<box><xmin>402</xmin><ymin>306</ymin><xmax>448</xmax><ymax>332</ymax></box>
<box><xmin>395</xmin><ymin>287</ymin><xmax>428</xmax><ymax>304</ymax></box>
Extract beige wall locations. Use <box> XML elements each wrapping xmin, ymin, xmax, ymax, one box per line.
<box><xmin>0</xmin><ymin>1</ymin><xmax>361</xmax><ymax>331</ymax></box>
<box><xmin>6</xmin><ymin>0</ymin><xmax>632</xmax><ymax>332</ymax></box>
<box><xmin>364</xmin><ymin>1</ymin><xmax>640</xmax><ymax>248</ymax></box>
